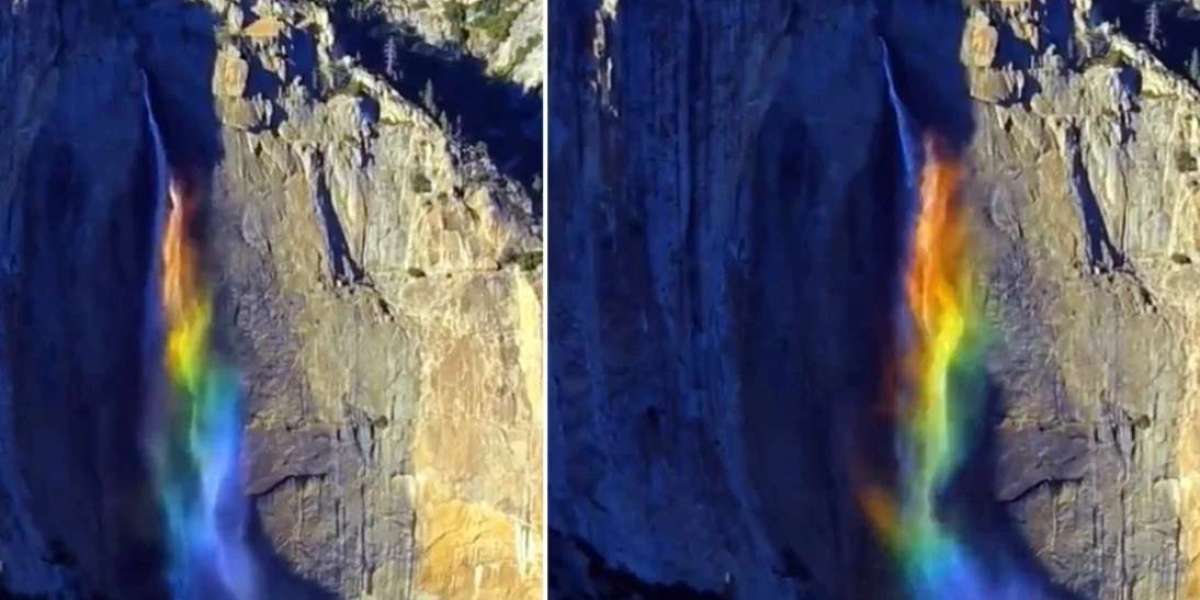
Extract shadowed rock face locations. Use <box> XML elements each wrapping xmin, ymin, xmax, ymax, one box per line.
<box><xmin>325</xmin><ymin>0</ymin><xmax>543</xmax><ymax>195</ymax></box>
<box><xmin>1</xmin><ymin>0</ymin><xmax>542</xmax><ymax>598</ymax></box>
<box><xmin>1</xmin><ymin>1</ymin><xmax>163</xmax><ymax>595</ymax></box>
<box><xmin>551</xmin><ymin>1</ymin><xmax>1199</xmax><ymax>598</ymax></box>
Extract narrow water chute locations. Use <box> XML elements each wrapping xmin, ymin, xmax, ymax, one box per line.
<box><xmin>880</xmin><ymin>38</ymin><xmax>922</xmax><ymax>191</ymax></box>
<box><xmin>858</xmin><ymin>44</ymin><xmax>1038</xmax><ymax>600</ymax></box>
<box><xmin>142</xmin><ymin>74</ymin><xmax>258</xmax><ymax>600</ymax></box>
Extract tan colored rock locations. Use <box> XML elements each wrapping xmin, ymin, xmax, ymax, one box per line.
<box><xmin>409</xmin><ymin>273</ymin><xmax>543</xmax><ymax>600</ymax></box>
<box><xmin>243</xmin><ymin>15</ymin><xmax>285</xmax><ymax>40</ymax></box>
<box><xmin>198</xmin><ymin>3</ymin><xmax>543</xmax><ymax>599</ymax></box>
<box><xmin>1</xmin><ymin>0</ymin><xmax>541</xmax><ymax>598</ymax></box>
<box><xmin>369</xmin><ymin>0</ymin><xmax>543</xmax><ymax>89</ymax></box>
<box><xmin>965</xmin><ymin>2</ymin><xmax>1200</xmax><ymax>596</ymax></box>
<box><xmin>215</xmin><ymin>48</ymin><xmax>249</xmax><ymax>97</ymax></box>
<box><xmin>548</xmin><ymin>1</ymin><xmax>1200</xmax><ymax>598</ymax></box>
<box><xmin>961</xmin><ymin>11</ymin><xmax>999</xmax><ymax>68</ymax></box>
<box><xmin>968</xmin><ymin>68</ymin><xmax>1023</xmax><ymax>103</ymax></box>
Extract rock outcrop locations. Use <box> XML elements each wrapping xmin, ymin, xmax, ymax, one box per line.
<box><xmin>550</xmin><ymin>0</ymin><xmax>1200</xmax><ymax>598</ymax></box>
<box><xmin>366</xmin><ymin>0</ymin><xmax>544</xmax><ymax>90</ymax></box>
<box><xmin>0</xmin><ymin>0</ymin><xmax>542</xmax><ymax>598</ymax></box>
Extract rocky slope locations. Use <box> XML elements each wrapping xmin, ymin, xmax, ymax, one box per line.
<box><xmin>364</xmin><ymin>0</ymin><xmax>544</xmax><ymax>90</ymax></box>
<box><xmin>0</xmin><ymin>0</ymin><xmax>542</xmax><ymax>598</ymax></box>
<box><xmin>550</xmin><ymin>0</ymin><xmax>1200</xmax><ymax>598</ymax></box>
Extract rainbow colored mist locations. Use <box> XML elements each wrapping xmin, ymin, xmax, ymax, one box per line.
<box><xmin>154</xmin><ymin>177</ymin><xmax>256</xmax><ymax>599</ymax></box>
<box><xmin>142</xmin><ymin>80</ymin><xmax>257</xmax><ymax>597</ymax></box>
<box><xmin>852</xmin><ymin>41</ymin><xmax>1034</xmax><ymax>597</ymax></box>
<box><xmin>859</xmin><ymin>134</ymin><xmax>990</xmax><ymax>597</ymax></box>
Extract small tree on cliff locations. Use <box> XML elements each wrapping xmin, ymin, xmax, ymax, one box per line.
<box><xmin>1146</xmin><ymin>2</ymin><xmax>1163</xmax><ymax>50</ymax></box>
<box><xmin>383</xmin><ymin>36</ymin><xmax>398</xmax><ymax>80</ymax></box>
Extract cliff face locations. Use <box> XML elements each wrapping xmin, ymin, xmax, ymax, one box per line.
<box><xmin>364</xmin><ymin>0</ymin><xmax>544</xmax><ymax>90</ymax></box>
<box><xmin>0</xmin><ymin>1</ymin><xmax>542</xmax><ymax>598</ymax></box>
<box><xmin>962</xmin><ymin>3</ymin><xmax>1199</xmax><ymax>597</ymax></box>
<box><xmin>550</xmin><ymin>0</ymin><xmax>1200</xmax><ymax>598</ymax></box>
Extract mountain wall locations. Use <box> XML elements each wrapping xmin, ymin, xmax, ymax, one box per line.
<box><xmin>0</xmin><ymin>0</ymin><xmax>543</xmax><ymax>598</ymax></box>
<box><xmin>549</xmin><ymin>1</ymin><xmax>1200</xmax><ymax>598</ymax></box>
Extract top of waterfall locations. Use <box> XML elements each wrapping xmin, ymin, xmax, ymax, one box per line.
<box><xmin>878</xmin><ymin>37</ymin><xmax>922</xmax><ymax>189</ymax></box>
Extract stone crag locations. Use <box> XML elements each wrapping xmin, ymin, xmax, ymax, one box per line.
<box><xmin>550</xmin><ymin>0</ymin><xmax>1200</xmax><ymax>598</ymax></box>
<box><xmin>0</xmin><ymin>0</ymin><xmax>542</xmax><ymax>598</ymax></box>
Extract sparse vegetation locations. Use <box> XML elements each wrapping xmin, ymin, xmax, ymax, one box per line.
<box><xmin>442</xmin><ymin>0</ymin><xmax>466</xmax><ymax>23</ymax></box>
<box><xmin>471</xmin><ymin>0</ymin><xmax>520</xmax><ymax>41</ymax></box>
<box><xmin>1175</xmin><ymin>149</ymin><xmax>1197</xmax><ymax>172</ymax></box>
<box><xmin>410</xmin><ymin>171</ymin><xmax>433</xmax><ymax>193</ymax></box>
<box><xmin>516</xmin><ymin>33</ymin><xmax>542</xmax><ymax>64</ymax></box>
<box><xmin>325</xmin><ymin>0</ymin><xmax>541</xmax><ymax>191</ymax></box>
<box><xmin>1096</xmin><ymin>0</ymin><xmax>1200</xmax><ymax>88</ymax></box>
<box><xmin>326</xmin><ymin>63</ymin><xmax>371</xmax><ymax>98</ymax></box>
<box><xmin>498</xmin><ymin>33</ymin><xmax>541</xmax><ymax>80</ymax></box>
<box><xmin>513</xmin><ymin>251</ymin><xmax>542</xmax><ymax>272</ymax></box>
<box><xmin>1079</xmin><ymin>46</ymin><xmax>1126</xmax><ymax>70</ymax></box>
<box><xmin>1146</xmin><ymin>2</ymin><xmax>1162</xmax><ymax>49</ymax></box>
<box><xmin>443</xmin><ymin>1</ymin><xmax>467</xmax><ymax>41</ymax></box>
<box><xmin>406</xmin><ymin>267</ymin><xmax>427</xmax><ymax>278</ymax></box>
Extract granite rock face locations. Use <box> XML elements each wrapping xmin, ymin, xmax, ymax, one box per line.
<box><xmin>369</xmin><ymin>0</ymin><xmax>544</xmax><ymax>90</ymax></box>
<box><xmin>966</xmin><ymin>2</ymin><xmax>1199</xmax><ymax>598</ymax></box>
<box><xmin>550</xmin><ymin>0</ymin><xmax>1200</xmax><ymax>598</ymax></box>
<box><xmin>0</xmin><ymin>0</ymin><xmax>542</xmax><ymax>598</ymax></box>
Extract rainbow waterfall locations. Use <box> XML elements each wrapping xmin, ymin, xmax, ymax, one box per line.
<box><xmin>857</xmin><ymin>42</ymin><xmax>1036</xmax><ymax>599</ymax></box>
<box><xmin>142</xmin><ymin>74</ymin><xmax>258</xmax><ymax>599</ymax></box>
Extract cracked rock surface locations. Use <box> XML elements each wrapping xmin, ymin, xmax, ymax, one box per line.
<box><xmin>551</xmin><ymin>0</ymin><xmax>1200</xmax><ymax>598</ymax></box>
<box><xmin>0</xmin><ymin>0</ymin><xmax>542</xmax><ymax>598</ymax></box>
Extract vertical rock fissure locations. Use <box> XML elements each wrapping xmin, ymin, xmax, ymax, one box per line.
<box><xmin>1065</xmin><ymin>123</ymin><xmax>1123</xmax><ymax>271</ymax></box>
<box><xmin>306</xmin><ymin>148</ymin><xmax>363</xmax><ymax>286</ymax></box>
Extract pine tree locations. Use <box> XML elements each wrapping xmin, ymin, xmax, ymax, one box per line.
<box><xmin>1146</xmin><ymin>1</ymin><xmax>1162</xmax><ymax>50</ymax></box>
<box><xmin>421</xmin><ymin>79</ymin><xmax>437</xmax><ymax>114</ymax></box>
<box><xmin>384</xmin><ymin>36</ymin><xmax>398</xmax><ymax>80</ymax></box>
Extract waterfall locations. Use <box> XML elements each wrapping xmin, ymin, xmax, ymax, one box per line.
<box><xmin>142</xmin><ymin>71</ymin><xmax>168</xmax><ymax>229</ymax></box>
<box><xmin>879</xmin><ymin>38</ymin><xmax>922</xmax><ymax>193</ymax></box>
<box><xmin>141</xmin><ymin>70</ymin><xmax>168</xmax><ymax>370</ymax></box>
<box><xmin>142</xmin><ymin>70</ymin><xmax>258</xmax><ymax>600</ymax></box>
<box><xmin>857</xmin><ymin>44</ymin><xmax>1044</xmax><ymax>600</ymax></box>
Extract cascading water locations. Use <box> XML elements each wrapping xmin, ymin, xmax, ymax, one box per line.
<box><xmin>142</xmin><ymin>71</ymin><xmax>169</xmax><ymax>365</ymax></box>
<box><xmin>142</xmin><ymin>74</ymin><xmax>258</xmax><ymax>600</ymax></box>
<box><xmin>857</xmin><ymin>43</ymin><xmax>1038</xmax><ymax>599</ymax></box>
<box><xmin>879</xmin><ymin>38</ymin><xmax>922</xmax><ymax>191</ymax></box>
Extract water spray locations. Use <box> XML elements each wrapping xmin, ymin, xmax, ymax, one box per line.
<box><xmin>142</xmin><ymin>71</ymin><xmax>258</xmax><ymax>600</ymax></box>
<box><xmin>858</xmin><ymin>43</ymin><xmax>1041</xmax><ymax>600</ymax></box>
